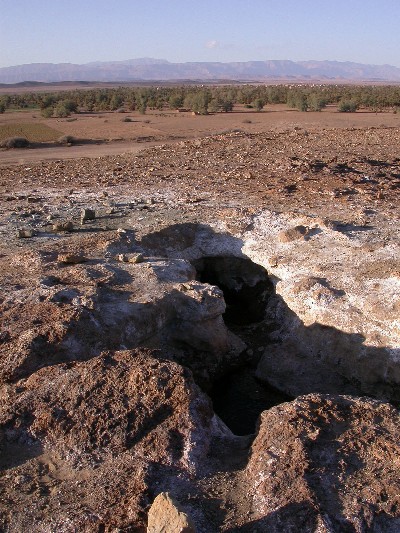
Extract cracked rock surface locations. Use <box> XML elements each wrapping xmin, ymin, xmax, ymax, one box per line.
<box><xmin>0</xmin><ymin>127</ymin><xmax>399</xmax><ymax>531</ymax></box>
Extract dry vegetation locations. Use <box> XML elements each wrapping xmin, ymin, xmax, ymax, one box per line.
<box><xmin>0</xmin><ymin>122</ymin><xmax>62</xmax><ymax>142</ymax></box>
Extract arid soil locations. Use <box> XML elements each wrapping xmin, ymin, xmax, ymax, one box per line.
<box><xmin>1</xmin><ymin>104</ymin><xmax>400</xmax><ymax>165</ymax></box>
<box><xmin>0</xmin><ymin>112</ymin><xmax>399</xmax><ymax>531</ymax></box>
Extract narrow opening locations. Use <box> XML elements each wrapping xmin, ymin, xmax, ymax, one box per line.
<box><xmin>193</xmin><ymin>256</ymin><xmax>274</xmax><ymax>326</ymax></box>
<box><xmin>211</xmin><ymin>365</ymin><xmax>292</xmax><ymax>435</ymax></box>
<box><xmin>193</xmin><ymin>256</ymin><xmax>292</xmax><ymax>435</ymax></box>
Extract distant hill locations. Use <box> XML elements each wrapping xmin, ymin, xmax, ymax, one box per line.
<box><xmin>1</xmin><ymin>58</ymin><xmax>400</xmax><ymax>84</ymax></box>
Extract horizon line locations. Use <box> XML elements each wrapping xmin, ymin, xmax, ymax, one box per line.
<box><xmin>1</xmin><ymin>57</ymin><xmax>399</xmax><ymax>70</ymax></box>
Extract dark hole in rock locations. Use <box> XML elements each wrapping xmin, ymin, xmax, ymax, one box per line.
<box><xmin>211</xmin><ymin>365</ymin><xmax>293</xmax><ymax>435</ymax></box>
<box><xmin>193</xmin><ymin>256</ymin><xmax>274</xmax><ymax>326</ymax></box>
<box><xmin>193</xmin><ymin>255</ymin><xmax>290</xmax><ymax>435</ymax></box>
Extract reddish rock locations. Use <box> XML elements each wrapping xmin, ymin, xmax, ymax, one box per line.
<box><xmin>0</xmin><ymin>349</ymin><xmax>213</xmax><ymax>531</ymax></box>
<box><xmin>277</xmin><ymin>225</ymin><xmax>310</xmax><ymax>242</ymax></box>
<box><xmin>57</xmin><ymin>252</ymin><xmax>87</xmax><ymax>264</ymax></box>
<box><xmin>246</xmin><ymin>394</ymin><xmax>400</xmax><ymax>532</ymax></box>
<box><xmin>52</xmin><ymin>220</ymin><xmax>74</xmax><ymax>232</ymax></box>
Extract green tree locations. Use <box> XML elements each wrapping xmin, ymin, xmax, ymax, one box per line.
<box><xmin>65</xmin><ymin>99</ymin><xmax>78</xmax><ymax>113</ymax></box>
<box><xmin>337</xmin><ymin>99</ymin><xmax>358</xmax><ymax>112</ymax></box>
<box><xmin>110</xmin><ymin>93</ymin><xmax>124</xmax><ymax>111</ymax></box>
<box><xmin>136</xmin><ymin>90</ymin><xmax>148</xmax><ymax>114</ymax></box>
<box><xmin>53</xmin><ymin>99</ymin><xmax>77</xmax><ymax>118</ymax></box>
<box><xmin>169</xmin><ymin>94</ymin><xmax>183</xmax><ymax>109</ymax></box>
<box><xmin>39</xmin><ymin>94</ymin><xmax>56</xmax><ymax>110</ymax></box>
<box><xmin>252</xmin><ymin>98</ymin><xmax>265</xmax><ymax>111</ymax></box>
<box><xmin>220</xmin><ymin>98</ymin><xmax>234</xmax><ymax>112</ymax></box>
<box><xmin>54</xmin><ymin>103</ymin><xmax>68</xmax><ymax>118</ymax></box>
<box><xmin>184</xmin><ymin>91</ymin><xmax>210</xmax><ymax>114</ymax></box>
<box><xmin>296</xmin><ymin>94</ymin><xmax>308</xmax><ymax>112</ymax></box>
<box><xmin>208</xmin><ymin>99</ymin><xmax>220</xmax><ymax>113</ymax></box>
<box><xmin>41</xmin><ymin>106</ymin><xmax>54</xmax><ymax>118</ymax></box>
<box><xmin>307</xmin><ymin>93</ymin><xmax>327</xmax><ymax>112</ymax></box>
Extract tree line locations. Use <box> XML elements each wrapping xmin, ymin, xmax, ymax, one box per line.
<box><xmin>1</xmin><ymin>84</ymin><xmax>400</xmax><ymax>116</ymax></box>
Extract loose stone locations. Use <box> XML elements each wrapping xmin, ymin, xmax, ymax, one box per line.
<box><xmin>147</xmin><ymin>492</ymin><xmax>196</xmax><ymax>533</ymax></box>
<box><xmin>116</xmin><ymin>253</ymin><xmax>144</xmax><ymax>264</ymax></box>
<box><xmin>53</xmin><ymin>221</ymin><xmax>74</xmax><ymax>232</ymax></box>
<box><xmin>17</xmin><ymin>227</ymin><xmax>36</xmax><ymax>238</ymax></box>
<box><xmin>57</xmin><ymin>253</ymin><xmax>87</xmax><ymax>264</ymax></box>
<box><xmin>81</xmin><ymin>208</ymin><xmax>96</xmax><ymax>224</ymax></box>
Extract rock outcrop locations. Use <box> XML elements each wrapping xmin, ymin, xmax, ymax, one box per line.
<box><xmin>245</xmin><ymin>394</ymin><xmax>400</xmax><ymax>532</ymax></box>
<box><xmin>0</xmin><ymin>126</ymin><xmax>399</xmax><ymax>530</ymax></box>
<box><xmin>0</xmin><ymin>350</ymin><xmax>213</xmax><ymax>531</ymax></box>
<box><xmin>243</xmin><ymin>210</ymin><xmax>400</xmax><ymax>401</ymax></box>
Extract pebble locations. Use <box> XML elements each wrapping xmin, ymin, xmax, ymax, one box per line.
<box><xmin>57</xmin><ymin>253</ymin><xmax>87</xmax><ymax>264</ymax></box>
<box><xmin>116</xmin><ymin>253</ymin><xmax>144</xmax><ymax>264</ymax></box>
<box><xmin>17</xmin><ymin>228</ymin><xmax>36</xmax><ymax>238</ymax></box>
<box><xmin>53</xmin><ymin>221</ymin><xmax>74</xmax><ymax>232</ymax></box>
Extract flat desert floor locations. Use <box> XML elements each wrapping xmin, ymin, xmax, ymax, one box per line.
<box><xmin>1</xmin><ymin>104</ymin><xmax>400</xmax><ymax>165</ymax></box>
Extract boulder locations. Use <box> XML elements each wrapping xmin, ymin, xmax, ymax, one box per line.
<box><xmin>0</xmin><ymin>350</ymin><xmax>213</xmax><ymax>531</ymax></box>
<box><xmin>245</xmin><ymin>394</ymin><xmax>400</xmax><ymax>532</ymax></box>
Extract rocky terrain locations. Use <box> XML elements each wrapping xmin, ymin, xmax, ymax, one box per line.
<box><xmin>0</xmin><ymin>125</ymin><xmax>399</xmax><ymax>531</ymax></box>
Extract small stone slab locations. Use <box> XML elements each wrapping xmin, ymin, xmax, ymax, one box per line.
<box><xmin>81</xmin><ymin>208</ymin><xmax>96</xmax><ymax>223</ymax></box>
<box><xmin>278</xmin><ymin>225</ymin><xmax>309</xmax><ymax>243</ymax></box>
<box><xmin>147</xmin><ymin>492</ymin><xmax>196</xmax><ymax>533</ymax></box>
<box><xmin>17</xmin><ymin>228</ymin><xmax>36</xmax><ymax>238</ymax></box>
<box><xmin>53</xmin><ymin>221</ymin><xmax>74</xmax><ymax>232</ymax></box>
<box><xmin>116</xmin><ymin>253</ymin><xmax>144</xmax><ymax>264</ymax></box>
<box><xmin>57</xmin><ymin>253</ymin><xmax>87</xmax><ymax>264</ymax></box>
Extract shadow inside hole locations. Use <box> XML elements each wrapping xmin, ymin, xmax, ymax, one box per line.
<box><xmin>192</xmin><ymin>256</ymin><xmax>274</xmax><ymax>326</ymax></box>
<box><xmin>193</xmin><ymin>255</ymin><xmax>291</xmax><ymax>435</ymax></box>
<box><xmin>211</xmin><ymin>365</ymin><xmax>292</xmax><ymax>435</ymax></box>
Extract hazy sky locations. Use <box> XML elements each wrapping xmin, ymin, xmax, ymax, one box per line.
<box><xmin>1</xmin><ymin>0</ymin><xmax>399</xmax><ymax>68</ymax></box>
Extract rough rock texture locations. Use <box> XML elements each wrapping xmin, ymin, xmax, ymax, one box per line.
<box><xmin>0</xmin><ymin>350</ymin><xmax>213</xmax><ymax>531</ymax></box>
<box><xmin>246</xmin><ymin>394</ymin><xmax>400</xmax><ymax>532</ymax></box>
<box><xmin>243</xmin><ymin>209</ymin><xmax>400</xmax><ymax>400</ymax></box>
<box><xmin>0</xmin><ymin>244</ymin><xmax>244</xmax><ymax>386</ymax></box>
<box><xmin>0</xmin><ymin>127</ymin><xmax>399</xmax><ymax>530</ymax></box>
<box><xmin>147</xmin><ymin>492</ymin><xmax>196</xmax><ymax>533</ymax></box>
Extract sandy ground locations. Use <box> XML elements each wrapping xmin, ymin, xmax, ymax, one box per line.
<box><xmin>1</xmin><ymin>104</ymin><xmax>400</xmax><ymax>166</ymax></box>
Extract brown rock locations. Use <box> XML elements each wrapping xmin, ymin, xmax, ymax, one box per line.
<box><xmin>57</xmin><ymin>253</ymin><xmax>87</xmax><ymax>264</ymax></box>
<box><xmin>81</xmin><ymin>208</ymin><xmax>96</xmax><ymax>223</ymax></box>
<box><xmin>147</xmin><ymin>492</ymin><xmax>196</xmax><ymax>533</ymax></box>
<box><xmin>246</xmin><ymin>394</ymin><xmax>400</xmax><ymax>531</ymax></box>
<box><xmin>116</xmin><ymin>252</ymin><xmax>144</xmax><ymax>264</ymax></box>
<box><xmin>27</xmin><ymin>196</ymin><xmax>42</xmax><ymax>204</ymax></box>
<box><xmin>315</xmin><ymin>217</ymin><xmax>338</xmax><ymax>230</ymax></box>
<box><xmin>0</xmin><ymin>350</ymin><xmax>212</xmax><ymax>531</ymax></box>
<box><xmin>52</xmin><ymin>220</ymin><xmax>74</xmax><ymax>232</ymax></box>
<box><xmin>278</xmin><ymin>225</ymin><xmax>310</xmax><ymax>242</ymax></box>
<box><xmin>17</xmin><ymin>227</ymin><xmax>36</xmax><ymax>238</ymax></box>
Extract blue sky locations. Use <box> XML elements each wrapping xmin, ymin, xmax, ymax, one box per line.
<box><xmin>1</xmin><ymin>0</ymin><xmax>399</xmax><ymax>68</ymax></box>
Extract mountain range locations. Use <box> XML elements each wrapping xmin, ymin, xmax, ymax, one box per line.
<box><xmin>1</xmin><ymin>58</ymin><xmax>400</xmax><ymax>84</ymax></box>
